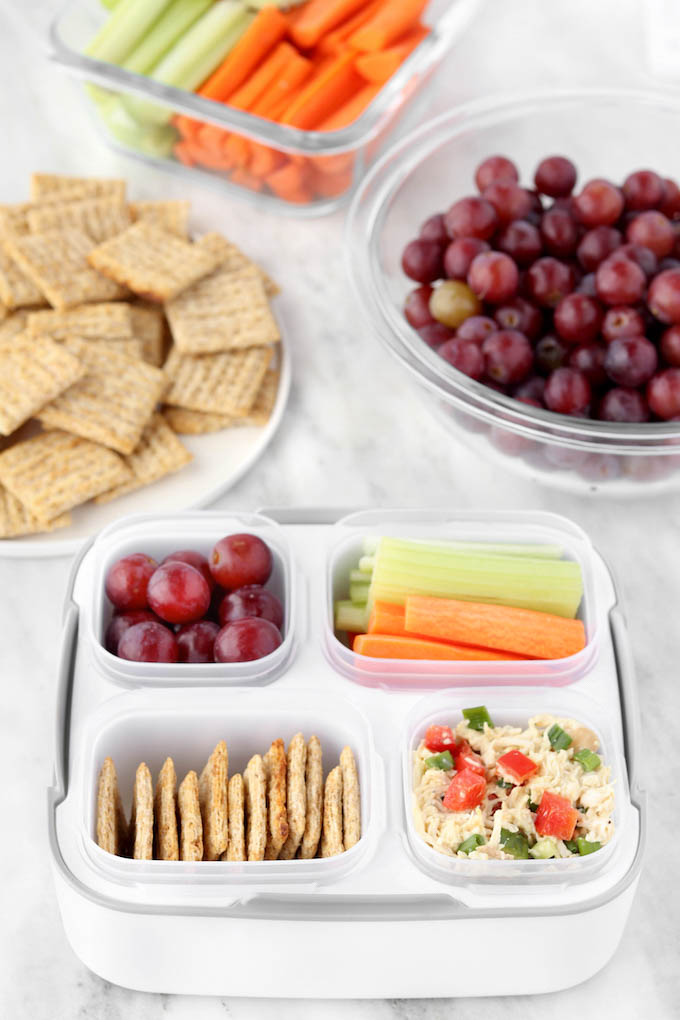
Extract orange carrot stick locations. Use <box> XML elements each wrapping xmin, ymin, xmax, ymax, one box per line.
<box><xmin>174</xmin><ymin>141</ymin><xmax>196</xmax><ymax>166</ymax></box>
<box><xmin>230</xmin><ymin>167</ymin><xmax>264</xmax><ymax>193</ymax></box>
<box><xmin>313</xmin><ymin>82</ymin><xmax>381</xmax><ymax>173</ymax></box>
<box><xmin>353</xmin><ymin>634</ymin><xmax>524</xmax><ymax>662</ymax></box>
<box><xmin>355</xmin><ymin>25</ymin><xmax>429</xmax><ymax>82</ymax></box>
<box><xmin>309</xmin><ymin>164</ymin><xmax>354</xmax><ymax>198</ymax></box>
<box><xmin>316</xmin><ymin>0</ymin><xmax>384</xmax><ymax>55</ymax></box>
<box><xmin>349</xmin><ymin>0</ymin><xmax>428</xmax><ymax>52</ymax></box>
<box><xmin>368</xmin><ymin>600</ymin><xmax>408</xmax><ymax>636</ymax></box>
<box><xmin>199</xmin><ymin>7</ymin><xmax>289</xmax><ymax>102</ymax></box>
<box><xmin>404</xmin><ymin>597</ymin><xmax>586</xmax><ymax>661</ymax></box>
<box><xmin>281</xmin><ymin>51</ymin><xmax>363</xmax><ymax>129</ymax></box>
<box><xmin>197</xmin><ymin>124</ymin><xmax>232</xmax><ymax>154</ymax></box>
<box><xmin>228</xmin><ymin>41</ymin><xmax>299</xmax><ymax>110</ymax></box>
<box><xmin>291</xmin><ymin>0</ymin><xmax>370</xmax><ymax>50</ymax></box>
<box><xmin>266</xmin><ymin>160</ymin><xmax>313</xmax><ymax>203</ymax></box>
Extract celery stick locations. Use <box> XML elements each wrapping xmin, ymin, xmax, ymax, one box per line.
<box><xmin>379</xmin><ymin>537</ymin><xmax>566</xmax><ymax>560</ymax></box>
<box><xmin>350</xmin><ymin>569</ymin><xmax>370</xmax><ymax>584</ymax></box>
<box><xmin>349</xmin><ymin>582</ymin><xmax>370</xmax><ymax>605</ymax></box>
<box><xmin>358</xmin><ymin>555</ymin><xmax>375</xmax><ymax>574</ymax></box>
<box><xmin>100</xmin><ymin>96</ymin><xmax>178</xmax><ymax>157</ymax></box>
<box><xmin>101</xmin><ymin>0</ymin><xmax>123</xmax><ymax>9</ymax></box>
<box><xmin>335</xmin><ymin>601</ymin><xmax>369</xmax><ymax>634</ymax></box>
<box><xmin>87</xmin><ymin>0</ymin><xmax>173</xmax><ymax>64</ymax></box>
<box><xmin>123</xmin><ymin>0</ymin><xmax>212</xmax><ymax>75</ymax></box>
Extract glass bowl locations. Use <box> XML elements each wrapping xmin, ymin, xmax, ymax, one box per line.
<box><xmin>347</xmin><ymin>89</ymin><xmax>680</xmax><ymax>496</ymax></box>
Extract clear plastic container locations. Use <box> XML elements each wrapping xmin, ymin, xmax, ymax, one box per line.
<box><xmin>347</xmin><ymin>89</ymin><xmax>680</xmax><ymax>495</ymax></box>
<box><xmin>45</xmin><ymin>0</ymin><xmax>482</xmax><ymax>216</ymax></box>
<box><xmin>324</xmin><ymin>509</ymin><xmax>599</xmax><ymax>688</ymax></box>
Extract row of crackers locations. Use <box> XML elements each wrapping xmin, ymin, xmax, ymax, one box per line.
<box><xmin>0</xmin><ymin>173</ymin><xmax>281</xmax><ymax>537</ymax></box>
<box><xmin>97</xmin><ymin>735</ymin><xmax>361</xmax><ymax>862</ymax></box>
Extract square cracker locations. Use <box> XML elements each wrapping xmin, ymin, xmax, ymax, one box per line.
<box><xmin>154</xmin><ymin>757</ymin><xmax>179</xmax><ymax>861</ymax></box>
<box><xmin>340</xmin><ymin>746</ymin><xmax>361</xmax><ymax>851</ymax></box>
<box><xmin>96</xmin><ymin>757</ymin><xmax>128</xmax><ymax>857</ymax></box>
<box><xmin>0</xmin><ymin>430</ymin><xmax>131</xmax><ymax>523</ymax></box>
<box><xmin>0</xmin><ymin>312</ymin><xmax>28</xmax><ymax>342</ymax></box>
<box><xmin>320</xmin><ymin>765</ymin><xmax>344</xmax><ymax>859</ymax></box>
<box><xmin>0</xmin><ymin>246</ymin><xmax>46</xmax><ymax>309</ymax></box>
<box><xmin>163</xmin><ymin>369</ymin><xmax>279</xmax><ymax>433</ymax></box>
<box><xmin>163</xmin><ymin>345</ymin><xmax>272</xmax><ymax>417</ymax></box>
<box><xmin>3</xmin><ymin>228</ymin><xmax>126</xmax><ymax>309</ymax></box>
<box><xmin>198</xmin><ymin>740</ymin><xmax>229</xmax><ymax>861</ymax></box>
<box><xmin>243</xmin><ymin>754</ymin><xmax>267</xmax><ymax>862</ymax></box>
<box><xmin>26</xmin><ymin>302</ymin><xmax>136</xmax><ymax>341</ymax></box>
<box><xmin>222</xmin><ymin>773</ymin><xmax>245</xmax><ymax>862</ymax></box>
<box><xmin>131</xmin><ymin>762</ymin><xmax>154</xmax><ymax>860</ymax></box>
<box><xmin>38</xmin><ymin>337</ymin><xmax>167</xmax><ymax>455</ymax></box>
<box><xmin>0</xmin><ymin>484</ymin><xmax>71</xmax><ymax>538</ymax></box>
<box><xmin>197</xmin><ymin>233</ymin><xmax>279</xmax><ymax>298</ymax></box>
<box><xmin>165</xmin><ymin>264</ymin><xmax>280</xmax><ymax>355</ymax></box>
<box><xmin>88</xmin><ymin>221</ymin><xmax>221</xmax><ymax>302</ymax></box>
<box><xmin>30</xmin><ymin>173</ymin><xmax>126</xmax><ymax>202</ymax></box>
<box><xmin>0</xmin><ymin>333</ymin><xmax>85</xmax><ymax>435</ymax></box>
<box><xmin>264</xmin><ymin>738</ymin><xmax>288</xmax><ymax>860</ymax></box>
<box><xmin>27</xmin><ymin>197</ymin><xmax>132</xmax><ymax>244</ymax></box>
<box><xmin>278</xmin><ymin>733</ymin><xmax>307</xmax><ymax>860</ymax></box>
<box><xmin>130</xmin><ymin>303</ymin><xmax>167</xmax><ymax>366</ymax></box>
<box><xmin>300</xmin><ymin>735</ymin><xmax>323</xmax><ymax>860</ymax></box>
<box><xmin>94</xmin><ymin>413</ymin><xmax>192</xmax><ymax>503</ymax></box>
<box><xmin>178</xmin><ymin>770</ymin><xmax>203</xmax><ymax>861</ymax></box>
<box><xmin>130</xmin><ymin>200</ymin><xmax>190</xmax><ymax>238</ymax></box>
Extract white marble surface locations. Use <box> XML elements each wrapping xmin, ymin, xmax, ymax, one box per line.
<box><xmin>1</xmin><ymin>0</ymin><xmax>679</xmax><ymax>1016</ymax></box>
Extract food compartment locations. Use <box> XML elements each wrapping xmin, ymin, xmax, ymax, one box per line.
<box><xmin>76</xmin><ymin>687</ymin><xmax>380</xmax><ymax>886</ymax></box>
<box><xmin>402</xmin><ymin>688</ymin><xmax>634</xmax><ymax>890</ymax></box>
<box><xmin>86</xmin><ymin>512</ymin><xmax>297</xmax><ymax>685</ymax></box>
<box><xmin>324</xmin><ymin>509</ymin><xmax>599</xmax><ymax>689</ymax></box>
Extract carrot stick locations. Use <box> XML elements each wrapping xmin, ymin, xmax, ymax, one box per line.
<box><xmin>352</xmin><ymin>634</ymin><xmax>524</xmax><ymax>662</ymax></box>
<box><xmin>174</xmin><ymin>140</ymin><xmax>196</xmax><ymax>166</ymax></box>
<box><xmin>266</xmin><ymin>160</ymin><xmax>313</xmax><ymax>203</ymax></box>
<box><xmin>355</xmin><ymin>26</ymin><xmax>428</xmax><ymax>82</ymax></box>
<box><xmin>368</xmin><ymin>600</ymin><xmax>408</xmax><ymax>636</ymax></box>
<box><xmin>313</xmin><ymin>82</ymin><xmax>380</xmax><ymax>173</ymax></box>
<box><xmin>309</xmin><ymin>165</ymin><xmax>354</xmax><ymax>198</ymax></box>
<box><xmin>349</xmin><ymin>0</ymin><xmax>428</xmax><ymax>52</ymax></box>
<box><xmin>230</xmin><ymin>167</ymin><xmax>264</xmax><ymax>192</ymax></box>
<box><xmin>199</xmin><ymin>6</ymin><xmax>289</xmax><ymax>102</ymax></box>
<box><xmin>223</xmin><ymin>133</ymin><xmax>252</xmax><ymax>168</ymax></box>
<box><xmin>404</xmin><ymin>597</ymin><xmax>587</xmax><ymax>661</ymax></box>
<box><xmin>228</xmin><ymin>41</ymin><xmax>299</xmax><ymax>110</ymax></box>
<box><xmin>197</xmin><ymin>123</ymin><xmax>232</xmax><ymax>154</ymax></box>
<box><xmin>173</xmin><ymin>114</ymin><xmax>202</xmax><ymax>141</ymax></box>
<box><xmin>281</xmin><ymin>51</ymin><xmax>363</xmax><ymax>129</ymax></box>
<box><xmin>291</xmin><ymin>0</ymin><xmax>370</xmax><ymax>50</ymax></box>
<box><xmin>249</xmin><ymin>142</ymin><xmax>286</xmax><ymax>178</ymax></box>
<box><xmin>316</xmin><ymin>0</ymin><xmax>384</xmax><ymax>55</ymax></box>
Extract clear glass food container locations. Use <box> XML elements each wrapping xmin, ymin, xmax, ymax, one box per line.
<box><xmin>347</xmin><ymin>89</ymin><xmax>680</xmax><ymax>496</ymax></box>
<box><xmin>44</xmin><ymin>0</ymin><xmax>482</xmax><ymax>216</ymax></box>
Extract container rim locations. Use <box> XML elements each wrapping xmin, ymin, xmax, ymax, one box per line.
<box><xmin>346</xmin><ymin>86</ymin><xmax>680</xmax><ymax>453</ymax></box>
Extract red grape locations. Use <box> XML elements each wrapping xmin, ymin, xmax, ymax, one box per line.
<box><xmin>602</xmin><ymin>306</ymin><xmax>646</xmax><ymax>343</ymax></box>
<box><xmin>105</xmin><ymin>610</ymin><xmax>160</xmax><ymax>654</ymax></box>
<box><xmin>218</xmin><ymin>585</ymin><xmax>284</xmax><ymax>630</ymax></box>
<box><xmin>544</xmin><ymin>367</ymin><xmax>591</xmax><ymax>415</ymax></box>
<box><xmin>214</xmin><ymin>618</ymin><xmax>282</xmax><ymax>663</ymax></box>
<box><xmin>540</xmin><ymin>208</ymin><xmax>579</xmax><ymax>257</ymax></box>
<box><xmin>576</xmin><ymin>272</ymin><xmax>598</xmax><ymax>297</ymax></box>
<box><xmin>535</xmin><ymin>335</ymin><xmax>569</xmax><ymax>374</ymax></box>
<box><xmin>618</xmin><ymin>242</ymin><xmax>657</xmax><ymax>277</ymax></box>
<box><xmin>105</xmin><ymin>553</ymin><xmax>157</xmax><ymax>612</ymax></box>
<box><xmin>595</xmin><ymin>253</ymin><xmax>646</xmax><ymax>305</ymax></box>
<box><xmin>573</xmin><ymin>179</ymin><xmax>624</xmax><ymax>227</ymax></box>
<box><xmin>526</xmin><ymin>257</ymin><xmax>575</xmax><ymax>307</ymax></box>
<box><xmin>554</xmin><ymin>293</ymin><xmax>603</xmax><ymax>344</ymax></box>
<box><xmin>482</xmin><ymin>182</ymin><xmax>533</xmax><ymax>225</ymax></box>
<box><xmin>456</xmin><ymin>315</ymin><xmax>497</xmax><ymax>344</ymax></box>
<box><xmin>404</xmin><ymin>286</ymin><xmax>435</xmax><ymax>328</ymax></box>
<box><xmin>534</xmin><ymin>156</ymin><xmax>577</xmax><ymax>198</ymax></box>
<box><xmin>514</xmin><ymin>376</ymin><xmax>546</xmax><ymax>404</ymax></box>
<box><xmin>482</xmin><ymin>330</ymin><xmax>533</xmax><ymax>384</ymax></box>
<box><xmin>604</xmin><ymin>336</ymin><xmax>658</xmax><ymax>387</ymax></box>
<box><xmin>496</xmin><ymin>220</ymin><xmax>542</xmax><ymax>265</ymax></box>
<box><xmin>438</xmin><ymin>338</ymin><xmax>484</xmax><ymax>379</ymax></box>
<box><xmin>493</xmin><ymin>297</ymin><xmax>542</xmax><ymax>339</ymax></box>
<box><xmin>161</xmin><ymin>550</ymin><xmax>215</xmax><ymax>591</ymax></box>
<box><xmin>418</xmin><ymin>323</ymin><xmax>454</xmax><ymax>348</ymax></box>
<box><xmin>659</xmin><ymin>257</ymin><xmax>680</xmax><ymax>272</ymax></box>
<box><xmin>210</xmin><ymin>533</ymin><xmax>273</xmax><ymax>589</ymax></box>
<box><xmin>468</xmin><ymin>251</ymin><xmax>519</xmax><ymax>303</ymax></box>
<box><xmin>647</xmin><ymin>369</ymin><xmax>680</xmax><ymax>418</ymax></box>
<box><xmin>576</xmin><ymin>226</ymin><xmax>622</xmax><ymax>271</ymax></box>
<box><xmin>648</xmin><ymin>268</ymin><xmax>680</xmax><ymax>323</ymax></box>
<box><xmin>626</xmin><ymin>211</ymin><xmax>675</xmax><ymax>257</ymax></box>
<box><xmin>475</xmin><ymin>155</ymin><xmax>519</xmax><ymax>192</ymax></box>
<box><xmin>568</xmin><ymin>344</ymin><xmax>608</xmax><ymax>386</ymax></box>
<box><xmin>419</xmin><ymin>213</ymin><xmax>448</xmax><ymax>244</ymax></box>
<box><xmin>118</xmin><ymin>621</ymin><xmax>179</xmax><ymax>663</ymax></box>
<box><xmin>622</xmin><ymin>169</ymin><xmax>665</xmax><ymax>211</ymax></box>
<box><xmin>443</xmin><ymin>237</ymin><xmax>490</xmax><ymax>280</ymax></box>
<box><xmin>444</xmin><ymin>196</ymin><xmax>498</xmax><ymax>241</ymax></box>
<box><xmin>401</xmin><ymin>239</ymin><xmax>443</xmax><ymax>283</ymax></box>
<box><xmin>147</xmin><ymin>562</ymin><xmax>211</xmax><ymax>624</ymax></box>
<box><xmin>660</xmin><ymin>178</ymin><xmax>680</xmax><ymax>220</ymax></box>
<box><xmin>661</xmin><ymin>325</ymin><xmax>680</xmax><ymax>366</ymax></box>
<box><xmin>598</xmin><ymin>388</ymin><xmax>650</xmax><ymax>422</ymax></box>
<box><xmin>176</xmin><ymin>621</ymin><xmax>220</xmax><ymax>663</ymax></box>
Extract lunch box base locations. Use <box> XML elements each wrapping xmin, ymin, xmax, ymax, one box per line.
<box><xmin>54</xmin><ymin>871</ymin><xmax>638</xmax><ymax>997</ymax></box>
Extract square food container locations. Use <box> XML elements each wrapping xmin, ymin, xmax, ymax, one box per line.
<box><xmin>44</xmin><ymin>0</ymin><xmax>483</xmax><ymax>215</ymax></box>
<box><xmin>49</xmin><ymin>507</ymin><xmax>645</xmax><ymax>997</ymax></box>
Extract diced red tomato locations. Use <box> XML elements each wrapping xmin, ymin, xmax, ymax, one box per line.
<box><xmin>424</xmin><ymin>725</ymin><xmax>458</xmax><ymax>754</ymax></box>
<box><xmin>453</xmin><ymin>739</ymin><xmax>486</xmax><ymax>777</ymax></box>
<box><xmin>535</xmin><ymin>790</ymin><xmax>579</xmax><ymax>840</ymax></box>
<box><xmin>442</xmin><ymin>768</ymin><xmax>487</xmax><ymax>811</ymax></box>
<box><xmin>496</xmin><ymin>749</ymin><xmax>538</xmax><ymax>785</ymax></box>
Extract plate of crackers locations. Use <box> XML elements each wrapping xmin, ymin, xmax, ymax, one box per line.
<box><xmin>0</xmin><ymin>172</ymin><xmax>289</xmax><ymax>556</ymax></box>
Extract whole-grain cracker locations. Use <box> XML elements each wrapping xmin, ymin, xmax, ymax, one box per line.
<box><xmin>30</xmin><ymin>173</ymin><xmax>126</xmax><ymax>202</ymax></box>
<box><xmin>154</xmin><ymin>757</ymin><xmax>179</xmax><ymax>862</ymax></box>
<box><xmin>300</xmin><ymin>735</ymin><xmax>323</xmax><ymax>860</ymax></box>
<box><xmin>163</xmin><ymin>345</ymin><xmax>272</xmax><ymax>416</ymax></box>
<box><xmin>0</xmin><ymin>312</ymin><xmax>28</xmax><ymax>342</ymax></box>
<box><xmin>0</xmin><ymin>484</ymin><xmax>70</xmax><ymax>538</ymax></box>
<box><xmin>197</xmin><ymin>233</ymin><xmax>279</xmax><ymax>298</ymax></box>
<box><xmin>27</xmin><ymin>197</ymin><xmax>132</xmax><ymax>243</ymax></box>
<box><xmin>320</xmin><ymin>765</ymin><xmax>344</xmax><ymax>859</ymax></box>
<box><xmin>198</xmin><ymin>740</ymin><xmax>229</xmax><ymax>861</ymax></box>
<box><xmin>178</xmin><ymin>770</ymin><xmax>203</xmax><ymax>861</ymax></box>
<box><xmin>0</xmin><ymin>246</ymin><xmax>46</xmax><ymax>309</ymax></box>
<box><xmin>278</xmin><ymin>733</ymin><xmax>307</xmax><ymax>860</ymax></box>
<box><xmin>161</xmin><ymin>366</ymin><xmax>279</xmax><ymax>433</ymax></box>
<box><xmin>94</xmin><ymin>413</ymin><xmax>191</xmax><ymax>503</ymax></box>
<box><xmin>26</xmin><ymin>302</ymin><xmax>135</xmax><ymax>341</ymax></box>
<box><xmin>0</xmin><ymin>430</ymin><xmax>131</xmax><ymax>522</ymax></box>
<box><xmin>340</xmin><ymin>746</ymin><xmax>361</xmax><ymax>851</ymax></box>
<box><xmin>129</xmin><ymin>303</ymin><xmax>167</xmax><ymax>366</ymax></box>
<box><xmin>88</xmin><ymin>220</ymin><xmax>221</xmax><ymax>302</ymax></box>
<box><xmin>131</xmin><ymin>762</ymin><xmax>154</xmax><ymax>860</ymax></box>
<box><xmin>130</xmin><ymin>200</ymin><xmax>190</xmax><ymax>238</ymax></box>
<box><xmin>222</xmin><ymin>773</ymin><xmax>245</xmax><ymax>862</ymax></box>
<box><xmin>243</xmin><ymin>754</ymin><xmax>267</xmax><ymax>862</ymax></box>
<box><xmin>0</xmin><ymin>333</ymin><xmax>85</xmax><ymax>435</ymax></box>
<box><xmin>264</xmin><ymin>738</ymin><xmax>288</xmax><ymax>860</ymax></box>
<box><xmin>96</xmin><ymin>757</ymin><xmax>128</xmax><ymax>856</ymax></box>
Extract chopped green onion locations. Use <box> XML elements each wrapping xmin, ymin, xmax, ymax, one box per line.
<box><xmin>564</xmin><ymin>839</ymin><xmax>579</xmax><ymax>854</ymax></box>
<box><xmin>500</xmin><ymin>828</ymin><xmax>530</xmax><ymax>859</ymax></box>
<box><xmin>529</xmin><ymin>837</ymin><xmax>558</xmax><ymax>859</ymax></box>
<box><xmin>577</xmin><ymin>837</ymin><xmax>601</xmax><ymax>856</ymax></box>
<box><xmin>548</xmin><ymin>723</ymin><xmax>572</xmax><ymax>751</ymax></box>
<box><xmin>424</xmin><ymin>751</ymin><xmax>454</xmax><ymax>771</ymax></box>
<box><xmin>496</xmin><ymin>777</ymin><xmax>514</xmax><ymax>790</ymax></box>
<box><xmin>573</xmin><ymin>748</ymin><xmax>601</xmax><ymax>772</ymax></box>
<box><xmin>527</xmin><ymin>799</ymin><xmax>539</xmax><ymax>812</ymax></box>
<box><xmin>463</xmin><ymin>706</ymin><xmax>493</xmax><ymax>732</ymax></box>
<box><xmin>578</xmin><ymin>805</ymin><xmax>587</xmax><ymax>814</ymax></box>
<box><xmin>458</xmin><ymin>833</ymin><xmax>486</xmax><ymax>854</ymax></box>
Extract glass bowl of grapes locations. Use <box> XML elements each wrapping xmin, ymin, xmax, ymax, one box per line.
<box><xmin>347</xmin><ymin>89</ymin><xmax>680</xmax><ymax>495</ymax></box>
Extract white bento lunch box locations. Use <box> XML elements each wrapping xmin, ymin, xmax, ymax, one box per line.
<box><xmin>48</xmin><ymin>508</ymin><xmax>645</xmax><ymax>998</ymax></box>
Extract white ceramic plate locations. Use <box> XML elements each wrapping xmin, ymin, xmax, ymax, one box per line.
<box><xmin>0</xmin><ymin>333</ymin><xmax>290</xmax><ymax>559</ymax></box>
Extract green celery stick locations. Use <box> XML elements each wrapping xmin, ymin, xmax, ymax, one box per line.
<box><xmin>335</xmin><ymin>601</ymin><xmax>368</xmax><ymax>634</ymax></box>
<box><xmin>357</xmin><ymin>556</ymin><xmax>375</xmax><ymax>574</ymax></box>
<box><xmin>377</xmin><ymin>538</ymin><xmax>566</xmax><ymax>560</ymax></box>
<box><xmin>350</xmin><ymin>569</ymin><xmax>369</xmax><ymax>584</ymax></box>
<box><xmin>101</xmin><ymin>0</ymin><xmax>123</xmax><ymax>9</ymax></box>
<box><xmin>100</xmin><ymin>96</ymin><xmax>178</xmax><ymax>156</ymax></box>
<box><xmin>123</xmin><ymin>0</ymin><xmax>213</xmax><ymax>75</ymax></box>
<box><xmin>349</xmin><ymin>582</ymin><xmax>370</xmax><ymax>605</ymax></box>
<box><xmin>88</xmin><ymin>0</ymin><xmax>173</xmax><ymax>64</ymax></box>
